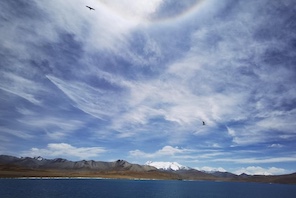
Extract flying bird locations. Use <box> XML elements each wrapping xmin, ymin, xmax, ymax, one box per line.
<box><xmin>86</xmin><ymin>6</ymin><xmax>95</xmax><ymax>10</ymax></box>
<box><xmin>202</xmin><ymin>121</ymin><xmax>206</xmax><ymax>125</ymax></box>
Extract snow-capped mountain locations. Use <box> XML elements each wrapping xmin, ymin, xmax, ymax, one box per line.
<box><xmin>145</xmin><ymin>161</ymin><xmax>190</xmax><ymax>171</ymax></box>
<box><xmin>34</xmin><ymin>156</ymin><xmax>44</xmax><ymax>161</ymax></box>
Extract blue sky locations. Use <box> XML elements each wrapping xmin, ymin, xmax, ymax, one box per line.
<box><xmin>1</xmin><ymin>0</ymin><xmax>296</xmax><ymax>175</ymax></box>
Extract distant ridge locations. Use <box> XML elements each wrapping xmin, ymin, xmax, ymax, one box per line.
<box><xmin>0</xmin><ymin>155</ymin><xmax>156</xmax><ymax>172</ymax></box>
<box><xmin>1</xmin><ymin>155</ymin><xmax>296</xmax><ymax>184</ymax></box>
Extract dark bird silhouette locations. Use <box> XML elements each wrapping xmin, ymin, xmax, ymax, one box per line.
<box><xmin>86</xmin><ymin>6</ymin><xmax>95</xmax><ymax>10</ymax></box>
<box><xmin>202</xmin><ymin>121</ymin><xmax>206</xmax><ymax>125</ymax></box>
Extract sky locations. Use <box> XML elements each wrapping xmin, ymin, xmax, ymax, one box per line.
<box><xmin>0</xmin><ymin>0</ymin><xmax>296</xmax><ymax>175</ymax></box>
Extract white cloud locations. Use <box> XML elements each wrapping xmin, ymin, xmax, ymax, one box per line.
<box><xmin>111</xmin><ymin>76</ymin><xmax>218</xmax><ymax>133</ymax></box>
<box><xmin>234</xmin><ymin>166</ymin><xmax>288</xmax><ymax>176</ymax></box>
<box><xmin>31</xmin><ymin>0</ymin><xmax>142</xmax><ymax>53</ymax></box>
<box><xmin>197</xmin><ymin>166</ymin><xmax>226</xmax><ymax>173</ymax></box>
<box><xmin>99</xmin><ymin>0</ymin><xmax>163</xmax><ymax>20</ymax></box>
<box><xmin>23</xmin><ymin>143</ymin><xmax>106</xmax><ymax>159</ymax></box>
<box><xmin>225</xmin><ymin>109</ymin><xmax>296</xmax><ymax>146</ymax></box>
<box><xmin>156</xmin><ymin>146</ymin><xmax>187</xmax><ymax>156</ymax></box>
<box><xmin>257</xmin><ymin>113</ymin><xmax>296</xmax><ymax>134</ymax></box>
<box><xmin>129</xmin><ymin>146</ymin><xmax>189</xmax><ymax>158</ymax></box>
<box><xmin>269</xmin><ymin>144</ymin><xmax>283</xmax><ymax>148</ymax></box>
<box><xmin>198</xmin><ymin>151</ymin><xmax>226</xmax><ymax>159</ymax></box>
<box><xmin>228</xmin><ymin>128</ymin><xmax>267</xmax><ymax>146</ymax></box>
<box><xmin>227</xmin><ymin>127</ymin><xmax>236</xmax><ymax>137</ymax></box>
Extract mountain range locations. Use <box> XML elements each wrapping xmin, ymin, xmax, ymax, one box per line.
<box><xmin>0</xmin><ymin>155</ymin><xmax>156</xmax><ymax>172</ymax></box>
<box><xmin>1</xmin><ymin>155</ymin><xmax>296</xmax><ymax>184</ymax></box>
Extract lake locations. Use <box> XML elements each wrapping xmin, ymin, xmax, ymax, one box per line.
<box><xmin>0</xmin><ymin>178</ymin><xmax>296</xmax><ymax>198</ymax></box>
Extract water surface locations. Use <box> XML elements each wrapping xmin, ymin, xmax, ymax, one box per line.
<box><xmin>0</xmin><ymin>178</ymin><xmax>295</xmax><ymax>198</ymax></box>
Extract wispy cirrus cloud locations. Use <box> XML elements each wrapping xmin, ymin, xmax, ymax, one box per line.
<box><xmin>212</xmin><ymin>156</ymin><xmax>296</xmax><ymax>164</ymax></box>
<box><xmin>0</xmin><ymin>127</ymin><xmax>33</xmax><ymax>140</ymax></box>
<box><xmin>46</xmin><ymin>75</ymin><xmax>127</xmax><ymax>120</ymax></box>
<box><xmin>17</xmin><ymin>115</ymin><xmax>84</xmax><ymax>140</ymax></box>
<box><xmin>0</xmin><ymin>72</ymin><xmax>44</xmax><ymax>105</ymax></box>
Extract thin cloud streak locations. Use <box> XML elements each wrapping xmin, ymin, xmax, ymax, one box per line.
<box><xmin>213</xmin><ymin>156</ymin><xmax>296</xmax><ymax>164</ymax></box>
<box><xmin>47</xmin><ymin>75</ymin><xmax>116</xmax><ymax>120</ymax></box>
<box><xmin>0</xmin><ymin>72</ymin><xmax>44</xmax><ymax>105</ymax></box>
<box><xmin>0</xmin><ymin>127</ymin><xmax>33</xmax><ymax>140</ymax></box>
<box><xmin>17</xmin><ymin>112</ymin><xmax>85</xmax><ymax>140</ymax></box>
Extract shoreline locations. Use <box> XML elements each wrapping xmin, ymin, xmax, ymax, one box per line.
<box><xmin>1</xmin><ymin>166</ymin><xmax>296</xmax><ymax>184</ymax></box>
<box><xmin>1</xmin><ymin>177</ymin><xmax>296</xmax><ymax>186</ymax></box>
<box><xmin>0</xmin><ymin>176</ymin><xmax>167</xmax><ymax>181</ymax></box>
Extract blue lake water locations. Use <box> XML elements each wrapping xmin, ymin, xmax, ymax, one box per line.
<box><xmin>0</xmin><ymin>178</ymin><xmax>296</xmax><ymax>198</ymax></box>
